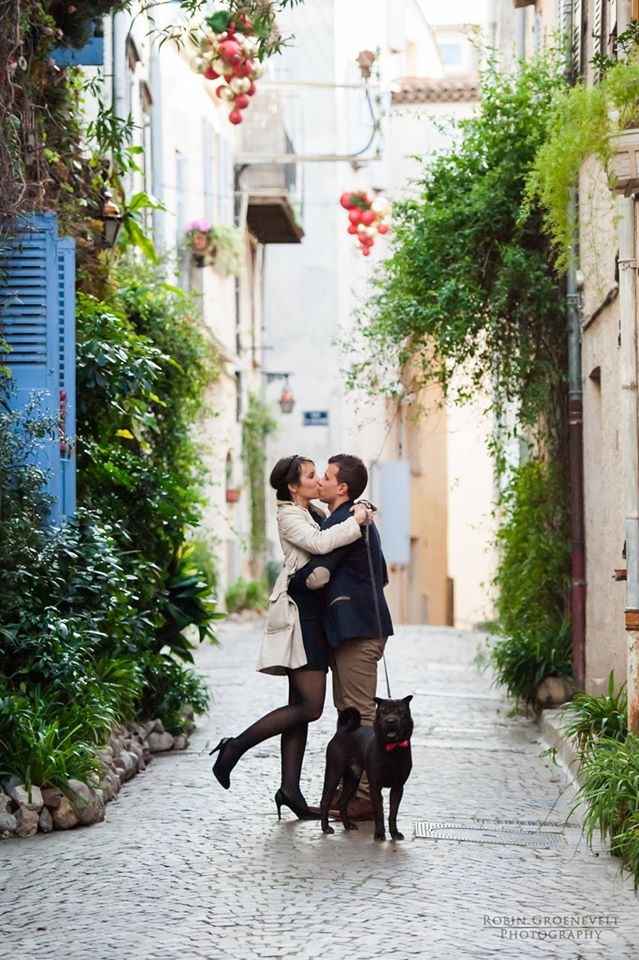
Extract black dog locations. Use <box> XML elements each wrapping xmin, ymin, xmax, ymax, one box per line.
<box><xmin>320</xmin><ymin>696</ymin><xmax>414</xmax><ymax>841</ymax></box>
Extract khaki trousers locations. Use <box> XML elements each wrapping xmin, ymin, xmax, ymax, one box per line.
<box><xmin>329</xmin><ymin>636</ymin><xmax>387</xmax><ymax>801</ymax></box>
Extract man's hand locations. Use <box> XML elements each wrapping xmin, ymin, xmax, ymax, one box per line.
<box><xmin>352</xmin><ymin>502</ymin><xmax>374</xmax><ymax>525</ymax></box>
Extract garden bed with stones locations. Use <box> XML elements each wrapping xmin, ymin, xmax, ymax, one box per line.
<box><xmin>0</xmin><ymin>710</ymin><xmax>194</xmax><ymax>839</ymax></box>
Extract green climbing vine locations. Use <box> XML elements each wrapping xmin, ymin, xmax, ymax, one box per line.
<box><xmin>242</xmin><ymin>393</ymin><xmax>277</xmax><ymax>562</ymax></box>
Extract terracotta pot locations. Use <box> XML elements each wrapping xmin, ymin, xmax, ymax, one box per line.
<box><xmin>610</xmin><ymin>128</ymin><xmax>639</xmax><ymax>196</ymax></box>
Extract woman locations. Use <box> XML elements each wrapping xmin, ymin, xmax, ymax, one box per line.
<box><xmin>210</xmin><ymin>455</ymin><xmax>370</xmax><ymax>819</ymax></box>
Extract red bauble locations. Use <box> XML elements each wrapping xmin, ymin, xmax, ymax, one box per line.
<box><xmin>362</xmin><ymin>235</ymin><xmax>374</xmax><ymax>246</ymax></box>
<box><xmin>340</xmin><ymin>192</ymin><xmax>353</xmax><ymax>209</ymax></box>
<box><xmin>247</xmin><ymin>81</ymin><xmax>257</xmax><ymax>96</ymax></box>
<box><xmin>229</xmin><ymin>109</ymin><xmax>243</xmax><ymax>125</ymax></box>
<box><xmin>204</xmin><ymin>66</ymin><xmax>220</xmax><ymax>80</ymax></box>
<box><xmin>239</xmin><ymin>60</ymin><xmax>254</xmax><ymax>77</ymax></box>
<box><xmin>347</xmin><ymin>224</ymin><xmax>358</xmax><ymax>235</ymax></box>
<box><xmin>234</xmin><ymin>94</ymin><xmax>250</xmax><ymax>110</ymax></box>
<box><xmin>238</xmin><ymin>13</ymin><xmax>253</xmax><ymax>31</ymax></box>
<box><xmin>215</xmin><ymin>85</ymin><xmax>228</xmax><ymax>99</ymax></box>
<box><xmin>219</xmin><ymin>40</ymin><xmax>242</xmax><ymax>64</ymax></box>
<box><xmin>361</xmin><ymin>210</ymin><xmax>375</xmax><ymax>226</ymax></box>
<box><xmin>362</xmin><ymin>247</ymin><xmax>371</xmax><ymax>257</ymax></box>
<box><xmin>348</xmin><ymin>209</ymin><xmax>362</xmax><ymax>225</ymax></box>
<box><xmin>378</xmin><ymin>223</ymin><xmax>390</xmax><ymax>235</ymax></box>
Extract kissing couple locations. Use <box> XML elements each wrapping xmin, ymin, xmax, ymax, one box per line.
<box><xmin>211</xmin><ymin>453</ymin><xmax>394</xmax><ymax>822</ymax></box>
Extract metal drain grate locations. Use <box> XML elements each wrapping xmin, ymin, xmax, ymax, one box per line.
<box><xmin>413</xmin><ymin>819</ymin><xmax>564</xmax><ymax>849</ymax></box>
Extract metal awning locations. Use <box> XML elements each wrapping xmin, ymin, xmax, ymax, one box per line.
<box><xmin>246</xmin><ymin>195</ymin><xmax>304</xmax><ymax>244</ymax></box>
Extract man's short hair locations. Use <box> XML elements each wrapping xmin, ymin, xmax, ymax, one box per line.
<box><xmin>328</xmin><ymin>454</ymin><xmax>368</xmax><ymax>500</ymax></box>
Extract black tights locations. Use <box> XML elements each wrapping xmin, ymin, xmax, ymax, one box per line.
<box><xmin>221</xmin><ymin>669</ymin><xmax>326</xmax><ymax>803</ymax></box>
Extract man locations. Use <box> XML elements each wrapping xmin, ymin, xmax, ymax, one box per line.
<box><xmin>289</xmin><ymin>454</ymin><xmax>394</xmax><ymax>820</ymax></box>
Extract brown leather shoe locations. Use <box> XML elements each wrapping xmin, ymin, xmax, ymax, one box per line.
<box><xmin>329</xmin><ymin>797</ymin><xmax>375</xmax><ymax>821</ymax></box>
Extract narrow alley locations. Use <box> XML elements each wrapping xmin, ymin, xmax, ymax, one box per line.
<box><xmin>3</xmin><ymin>621</ymin><xmax>638</xmax><ymax>960</ymax></box>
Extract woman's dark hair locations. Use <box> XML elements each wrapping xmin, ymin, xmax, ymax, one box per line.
<box><xmin>269</xmin><ymin>455</ymin><xmax>313</xmax><ymax>501</ymax></box>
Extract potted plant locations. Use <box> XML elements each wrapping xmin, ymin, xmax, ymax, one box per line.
<box><xmin>185</xmin><ymin>221</ymin><xmax>243</xmax><ymax>273</ymax></box>
<box><xmin>185</xmin><ymin>219</ymin><xmax>216</xmax><ymax>267</ymax></box>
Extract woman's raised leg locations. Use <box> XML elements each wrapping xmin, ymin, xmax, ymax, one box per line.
<box><xmin>212</xmin><ymin>668</ymin><xmax>326</xmax><ymax>790</ymax></box>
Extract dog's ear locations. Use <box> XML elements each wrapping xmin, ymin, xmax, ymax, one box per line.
<box><xmin>402</xmin><ymin>695</ymin><xmax>413</xmax><ymax>705</ymax></box>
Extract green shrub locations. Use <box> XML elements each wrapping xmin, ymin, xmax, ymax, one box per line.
<box><xmin>573</xmin><ymin>734</ymin><xmax>639</xmax><ymax>889</ymax></box>
<box><xmin>76</xmin><ymin>268</ymin><xmax>219</xmax><ymax>575</ymax></box>
<box><xmin>225</xmin><ymin>577</ymin><xmax>268</xmax><ymax>613</ymax></box>
<box><xmin>138</xmin><ymin>654</ymin><xmax>210</xmax><ymax>735</ymax></box>
<box><xmin>0</xmin><ymin>687</ymin><xmax>101</xmax><ymax>790</ymax></box>
<box><xmin>347</xmin><ymin>52</ymin><xmax>567</xmax><ymax>445</ymax></box>
<box><xmin>563</xmin><ymin>671</ymin><xmax>628</xmax><ymax>756</ymax></box>
<box><xmin>487</xmin><ymin>459</ymin><xmax>572</xmax><ymax>705</ymax></box>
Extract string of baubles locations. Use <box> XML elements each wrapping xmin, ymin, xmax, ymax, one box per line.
<box><xmin>340</xmin><ymin>191</ymin><xmax>392</xmax><ymax>256</ymax></box>
<box><xmin>195</xmin><ymin>13</ymin><xmax>264</xmax><ymax>125</ymax></box>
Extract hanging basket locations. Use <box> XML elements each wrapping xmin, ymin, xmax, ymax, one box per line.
<box><xmin>610</xmin><ymin>128</ymin><xmax>639</xmax><ymax>196</ymax></box>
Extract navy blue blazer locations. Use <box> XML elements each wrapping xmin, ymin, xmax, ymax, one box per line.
<box><xmin>290</xmin><ymin>500</ymin><xmax>394</xmax><ymax>648</ymax></box>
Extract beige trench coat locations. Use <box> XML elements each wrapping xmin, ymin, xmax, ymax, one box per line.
<box><xmin>257</xmin><ymin>501</ymin><xmax>362</xmax><ymax>675</ymax></box>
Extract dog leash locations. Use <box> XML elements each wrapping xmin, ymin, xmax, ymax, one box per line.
<box><xmin>364</xmin><ymin>522</ymin><xmax>392</xmax><ymax>699</ymax></box>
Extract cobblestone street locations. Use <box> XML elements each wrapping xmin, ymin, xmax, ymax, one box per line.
<box><xmin>3</xmin><ymin>622</ymin><xmax>639</xmax><ymax>959</ymax></box>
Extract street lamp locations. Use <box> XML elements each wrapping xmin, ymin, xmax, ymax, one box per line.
<box><xmin>266</xmin><ymin>371</ymin><xmax>296</xmax><ymax>414</ymax></box>
<box><xmin>101</xmin><ymin>190</ymin><xmax>123</xmax><ymax>248</ymax></box>
<box><xmin>279</xmin><ymin>377</ymin><xmax>295</xmax><ymax>414</ymax></box>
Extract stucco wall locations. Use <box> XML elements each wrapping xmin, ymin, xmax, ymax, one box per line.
<box><xmin>580</xmin><ymin>158</ymin><xmax>627</xmax><ymax>694</ymax></box>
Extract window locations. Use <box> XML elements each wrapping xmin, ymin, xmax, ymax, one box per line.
<box><xmin>439</xmin><ymin>43</ymin><xmax>462</xmax><ymax>67</ymax></box>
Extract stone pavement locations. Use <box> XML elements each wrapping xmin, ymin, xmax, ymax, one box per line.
<box><xmin>2</xmin><ymin>622</ymin><xmax>639</xmax><ymax>960</ymax></box>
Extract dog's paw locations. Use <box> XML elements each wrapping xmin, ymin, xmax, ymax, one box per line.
<box><xmin>374</xmin><ymin>831</ymin><xmax>386</xmax><ymax>842</ymax></box>
<box><xmin>343</xmin><ymin>821</ymin><xmax>358</xmax><ymax>831</ymax></box>
<box><xmin>322</xmin><ymin>825</ymin><xmax>335</xmax><ymax>835</ymax></box>
<box><xmin>390</xmin><ymin>831</ymin><xmax>405</xmax><ymax>841</ymax></box>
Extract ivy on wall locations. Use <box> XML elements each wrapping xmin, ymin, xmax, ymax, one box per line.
<box><xmin>242</xmin><ymin>393</ymin><xmax>276</xmax><ymax>564</ymax></box>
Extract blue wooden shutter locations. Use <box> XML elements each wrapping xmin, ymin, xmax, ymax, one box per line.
<box><xmin>0</xmin><ymin>212</ymin><xmax>74</xmax><ymax>524</ymax></box>
<box><xmin>51</xmin><ymin>20</ymin><xmax>104</xmax><ymax>67</ymax></box>
<box><xmin>57</xmin><ymin>236</ymin><xmax>76</xmax><ymax>519</ymax></box>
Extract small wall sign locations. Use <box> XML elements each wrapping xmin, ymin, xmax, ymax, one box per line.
<box><xmin>303</xmin><ymin>410</ymin><xmax>329</xmax><ymax>427</ymax></box>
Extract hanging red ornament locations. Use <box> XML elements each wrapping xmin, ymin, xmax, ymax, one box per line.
<box><xmin>378</xmin><ymin>223</ymin><xmax>390</xmax><ymax>235</ymax></box>
<box><xmin>340</xmin><ymin>192</ymin><xmax>353</xmax><ymax>209</ymax></box>
<box><xmin>348</xmin><ymin>209</ymin><xmax>362</xmax><ymax>225</ymax></box>
<box><xmin>347</xmin><ymin>224</ymin><xmax>358</xmax><ymax>235</ymax></box>
<box><xmin>218</xmin><ymin>39</ymin><xmax>242</xmax><ymax>64</ymax></box>
<box><xmin>197</xmin><ymin>15</ymin><xmax>264</xmax><ymax>126</ymax></box>
<box><xmin>361</xmin><ymin>210</ymin><xmax>375</xmax><ymax>226</ymax></box>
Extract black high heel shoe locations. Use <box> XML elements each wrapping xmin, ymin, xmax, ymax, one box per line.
<box><xmin>210</xmin><ymin>737</ymin><xmax>235</xmax><ymax>790</ymax></box>
<box><xmin>274</xmin><ymin>788</ymin><xmax>322</xmax><ymax>821</ymax></box>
